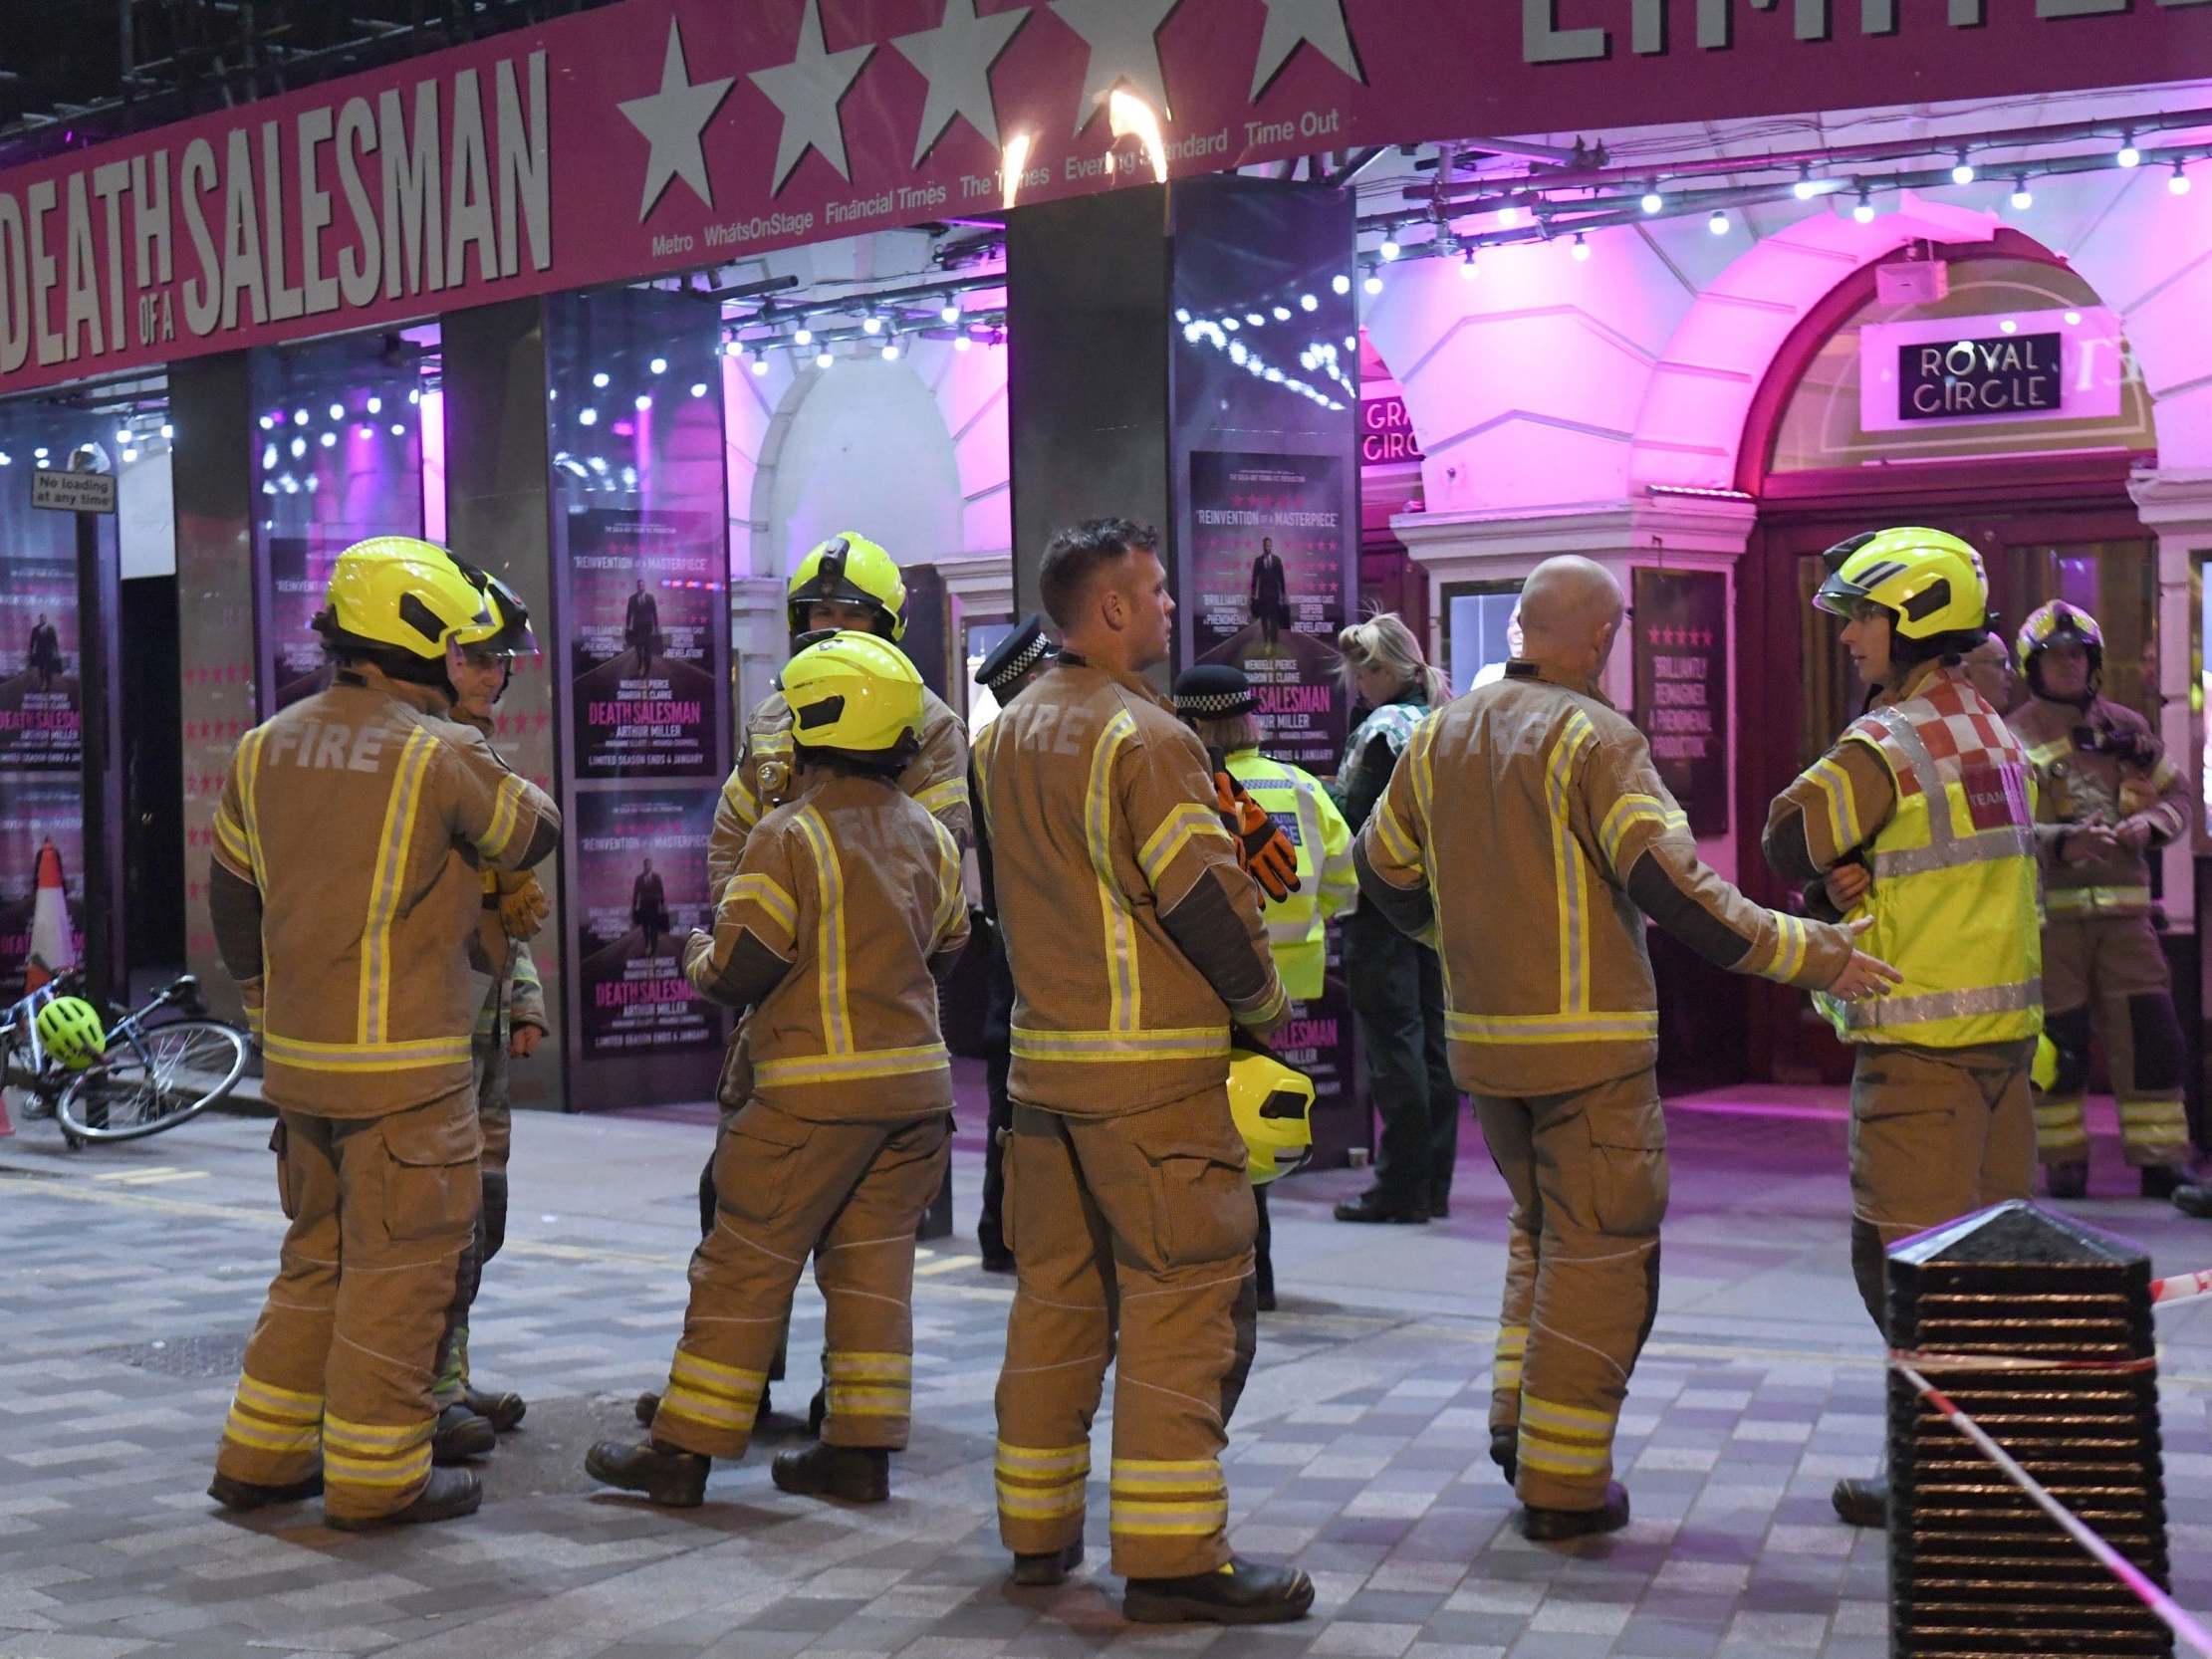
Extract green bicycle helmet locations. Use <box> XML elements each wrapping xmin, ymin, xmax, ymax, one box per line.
<box><xmin>36</xmin><ymin>996</ymin><xmax>106</xmax><ymax>1070</ymax></box>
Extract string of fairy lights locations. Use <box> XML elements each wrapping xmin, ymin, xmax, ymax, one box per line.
<box><xmin>1352</xmin><ymin>113</ymin><xmax>2212</xmax><ymax>284</ymax></box>
<box><xmin>716</xmin><ymin>279</ymin><xmax>1011</xmax><ymax>376</ymax></box>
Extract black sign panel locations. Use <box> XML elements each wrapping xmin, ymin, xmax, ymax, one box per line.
<box><xmin>1899</xmin><ymin>332</ymin><xmax>2062</xmax><ymax>422</ymax></box>
<box><xmin>1632</xmin><ymin>569</ymin><xmax>1728</xmax><ymax>838</ymax></box>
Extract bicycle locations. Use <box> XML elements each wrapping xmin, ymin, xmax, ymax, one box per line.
<box><xmin>1</xmin><ymin>969</ymin><xmax>249</xmax><ymax>1147</ymax></box>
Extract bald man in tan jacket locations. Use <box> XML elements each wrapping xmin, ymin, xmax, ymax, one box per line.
<box><xmin>1355</xmin><ymin>557</ymin><xmax>1895</xmax><ymax>1542</ymax></box>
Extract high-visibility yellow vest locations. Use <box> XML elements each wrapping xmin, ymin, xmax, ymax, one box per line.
<box><xmin>1226</xmin><ymin>748</ymin><xmax>1355</xmax><ymax>1003</ymax></box>
<box><xmin>1816</xmin><ymin>667</ymin><xmax>2043</xmax><ymax>1050</ymax></box>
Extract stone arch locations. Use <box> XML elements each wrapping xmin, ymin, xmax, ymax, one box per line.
<box><xmin>1627</xmin><ymin>194</ymin><xmax>2011</xmax><ymax>492</ymax></box>
<box><xmin>731</xmin><ymin>338</ymin><xmax>1008</xmax><ymax>582</ymax></box>
<box><xmin>1629</xmin><ymin>173</ymin><xmax>2212</xmax><ymax>487</ymax></box>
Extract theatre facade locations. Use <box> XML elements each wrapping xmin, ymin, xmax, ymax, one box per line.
<box><xmin>2</xmin><ymin>1</ymin><xmax>2209</xmax><ymax>1116</ymax></box>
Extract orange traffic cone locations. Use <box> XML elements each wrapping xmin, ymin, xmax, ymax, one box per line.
<box><xmin>24</xmin><ymin>837</ymin><xmax>71</xmax><ymax>994</ymax></box>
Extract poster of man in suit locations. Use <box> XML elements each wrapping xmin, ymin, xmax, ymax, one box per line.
<box><xmin>1188</xmin><ymin>450</ymin><xmax>1352</xmax><ymax>773</ymax></box>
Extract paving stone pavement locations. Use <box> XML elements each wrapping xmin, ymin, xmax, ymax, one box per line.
<box><xmin>3</xmin><ymin>1077</ymin><xmax>2210</xmax><ymax>1659</ymax></box>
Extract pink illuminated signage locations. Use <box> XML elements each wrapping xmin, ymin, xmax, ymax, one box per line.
<box><xmin>1858</xmin><ymin>308</ymin><xmax>2124</xmax><ymax>434</ymax></box>
<box><xmin>1360</xmin><ymin>393</ymin><xmax>1421</xmax><ymax>464</ymax></box>
<box><xmin>0</xmin><ymin>1</ymin><xmax>2206</xmax><ymax>397</ymax></box>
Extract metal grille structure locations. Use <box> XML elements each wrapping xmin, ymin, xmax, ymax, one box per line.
<box><xmin>1888</xmin><ymin>1200</ymin><xmax>2171</xmax><ymax>1658</ymax></box>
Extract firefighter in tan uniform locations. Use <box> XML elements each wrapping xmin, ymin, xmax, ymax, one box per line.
<box><xmin>712</xmin><ymin>534</ymin><xmax>972</xmax><ymax>883</ymax></box>
<box><xmin>1357</xmin><ymin>555</ymin><xmax>1888</xmax><ymax>1542</ymax></box>
<box><xmin>432</xmin><ymin>570</ymin><xmax>552</xmax><ymax>1445</ymax></box>
<box><xmin>633</xmin><ymin>533</ymin><xmax>971</xmax><ymax>1431</ymax></box>
<box><xmin>2006</xmin><ymin>601</ymin><xmax>2192</xmax><ymax>1199</ymax></box>
<box><xmin>205</xmin><ymin>538</ymin><xmax>560</xmax><ymax>1530</ymax></box>
<box><xmin>586</xmin><ymin>633</ymin><xmax>969</xmax><ymax>1507</ymax></box>
<box><xmin>1764</xmin><ymin>529</ymin><xmax>2044</xmax><ymax>1530</ymax></box>
<box><xmin>978</xmin><ymin>518</ymin><xmax>1314</xmax><ymax>1626</ymax></box>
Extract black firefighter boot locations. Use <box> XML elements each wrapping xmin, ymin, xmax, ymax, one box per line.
<box><xmin>1123</xmin><ymin>1557</ymin><xmax>1317</xmax><ymax>1625</ymax></box>
<box><xmin>771</xmin><ymin>1442</ymin><xmax>889</xmax><ymax>1504</ymax></box>
<box><xmin>584</xmin><ymin>1439</ymin><xmax>709</xmax><ymax>1508</ymax></box>
<box><xmin>464</xmin><ymin>1382</ymin><xmax>527</xmax><ymax>1433</ymax></box>
<box><xmin>1521</xmin><ymin>1482</ymin><xmax>1631</xmax><ymax>1542</ymax></box>
<box><xmin>1489</xmin><ymin>1427</ymin><xmax>1519</xmax><ymax>1486</ymax></box>
<box><xmin>432</xmin><ymin>1403</ymin><xmax>496</xmax><ymax>1465</ymax></box>
<box><xmin>1009</xmin><ymin>1541</ymin><xmax>1085</xmax><ymax>1587</ymax></box>
<box><xmin>208</xmin><ymin>1470</ymin><xmax>325</xmax><ymax>1512</ymax></box>
<box><xmin>1832</xmin><ymin>1475</ymin><xmax>1887</xmax><ymax>1528</ymax></box>
<box><xmin>327</xmin><ymin>1468</ymin><xmax>483</xmax><ymax>1532</ymax></box>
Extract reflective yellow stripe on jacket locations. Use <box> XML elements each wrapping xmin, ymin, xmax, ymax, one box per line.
<box><xmin>764</xmin><ymin>804</ymin><xmax>951</xmax><ymax>1089</ymax></box>
<box><xmin>359</xmin><ymin>728</ymin><xmax>438</xmax><ymax>1047</ymax></box>
<box><xmin>1548</xmin><ymin>712</ymin><xmax>1600</xmax><ymax>1016</ymax></box>
<box><xmin>1088</xmin><ymin>710</ymin><xmax>1141</xmax><ymax>1032</ymax></box>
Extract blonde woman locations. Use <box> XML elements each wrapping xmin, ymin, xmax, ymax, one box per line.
<box><xmin>1330</xmin><ymin>614</ymin><xmax>1461</xmax><ymax>1225</ymax></box>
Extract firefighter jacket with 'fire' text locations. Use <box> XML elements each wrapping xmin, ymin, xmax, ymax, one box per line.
<box><xmin>2008</xmin><ymin>693</ymin><xmax>2188</xmax><ymax>921</ymax></box>
<box><xmin>207</xmin><ymin>663</ymin><xmax>562</xmax><ymax>1115</ymax></box>
<box><xmin>708</xmin><ymin>683</ymin><xmax>970</xmax><ymax>904</ymax></box>
<box><xmin>1765</xmin><ymin>661</ymin><xmax>2043</xmax><ymax>1051</ymax></box>
<box><xmin>1355</xmin><ymin>660</ymin><xmax>1853</xmax><ymax>1096</ymax></box>
<box><xmin>1223</xmin><ymin>746</ymin><xmax>1354</xmax><ymax>1002</ymax></box>
<box><xmin>683</xmin><ymin>767</ymin><xmax>970</xmax><ymax>1122</ymax></box>
<box><xmin>973</xmin><ymin>653</ymin><xmax>1288</xmax><ymax>1116</ymax></box>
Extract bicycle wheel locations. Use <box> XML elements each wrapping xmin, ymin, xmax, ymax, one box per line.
<box><xmin>57</xmin><ymin>1019</ymin><xmax>249</xmax><ymax>1142</ymax></box>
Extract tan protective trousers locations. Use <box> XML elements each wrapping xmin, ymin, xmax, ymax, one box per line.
<box><xmin>1848</xmin><ymin>1042</ymin><xmax>2035</xmax><ymax>1336</ymax></box>
<box><xmin>213</xmin><ymin>1088</ymin><xmax>480</xmax><ymax>1523</ymax></box>
<box><xmin>994</xmin><ymin>1089</ymin><xmax>1259</xmax><ymax>1580</ymax></box>
<box><xmin>649</xmin><ymin>1101</ymin><xmax>949</xmax><ymax>1460</ymax></box>
<box><xmin>2034</xmin><ymin>915</ymin><xmax>2189</xmax><ymax>1169</ymax></box>
<box><xmin>1480</xmin><ymin>1069</ymin><xmax>1665</xmax><ymax>1513</ymax></box>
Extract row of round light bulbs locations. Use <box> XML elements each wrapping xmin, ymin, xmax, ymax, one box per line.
<box><xmin>1362</xmin><ymin>145</ymin><xmax>2200</xmax><ymax>282</ymax></box>
<box><xmin>256</xmin><ymin>391</ymin><xmax>422</xmax><ymax>430</ymax></box>
<box><xmin>249</xmin><ymin>384</ymin><xmax>424</xmax><ymax>494</ymax></box>
<box><xmin>0</xmin><ymin>418</ymin><xmax>175</xmax><ymax>467</ymax></box>
<box><xmin>722</xmin><ymin>322</ymin><xmax>1008</xmax><ymax>375</ymax></box>
<box><xmin>717</xmin><ymin>296</ymin><xmax>1007</xmax><ymax>374</ymax></box>
<box><xmin>1929</xmin><ymin>138</ymin><xmax>2191</xmax><ymax>197</ymax></box>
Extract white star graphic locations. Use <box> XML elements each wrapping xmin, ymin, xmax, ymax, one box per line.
<box><xmin>617</xmin><ymin>19</ymin><xmax>735</xmax><ymax>221</ymax></box>
<box><xmin>891</xmin><ymin>0</ymin><xmax>1031</xmax><ymax>168</ymax></box>
<box><xmin>750</xmin><ymin>0</ymin><xmax>876</xmax><ymax>195</ymax></box>
<box><xmin>1048</xmin><ymin>0</ymin><xmax>1180</xmax><ymax>135</ymax></box>
<box><xmin>1249</xmin><ymin>0</ymin><xmax>1364</xmax><ymax>101</ymax></box>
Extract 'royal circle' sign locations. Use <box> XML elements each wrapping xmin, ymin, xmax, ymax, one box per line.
<box><xmin>1899</xmin><ymin>332</ymin><xmax>2062</xmax><ymax>422</ymax></box>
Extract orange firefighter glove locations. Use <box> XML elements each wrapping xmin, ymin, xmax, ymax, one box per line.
<box><xmin>1212</xmin><ymin>764</ymin><xmax>1302</xmax><ymax>904</ymax></box>
<box><xmin>496</xmin><ymin>870</ymin><xmax>551</xmax><ymax>941</ymax></box>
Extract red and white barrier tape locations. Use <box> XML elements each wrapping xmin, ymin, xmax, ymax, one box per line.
<box><xmin>1893</xmin><ymin>1359</ymin><xmax>2212</xmax><ymax>1659</ymax></box>
<box><xmin>1888</xmin><ymin>1347</ymin><xmax>2156</xmax><ymax>1375</ymax></box>
<box><xmin>2152</xmin><ymin>1267</ymin><xmax>2212</xmax><ymax>1306</ymax></box>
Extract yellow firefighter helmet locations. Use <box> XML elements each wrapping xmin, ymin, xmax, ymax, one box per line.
<box><xmin>315</xmin><ymin>536</ymin><xmax>505</xmax><ymax>660</ymax></box>
<box><xmin>1813</xmin><ymin>527</ymin><xmax>1988</xmax><ymax>641</ymax></box>
<box><xmin>780</xmin><ymin>630</ymin><xmax>924</xmax><ymax>761</ymax></box>
<box><xmin>787</xmin><ymin>533</ymin><xmax>907</xmax><ymax>641</ymax></box>
<box><xmin>1230</xmin><ymin>1051</ymin><xmax>1316</xmax><ymax>1185</ymax></box>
